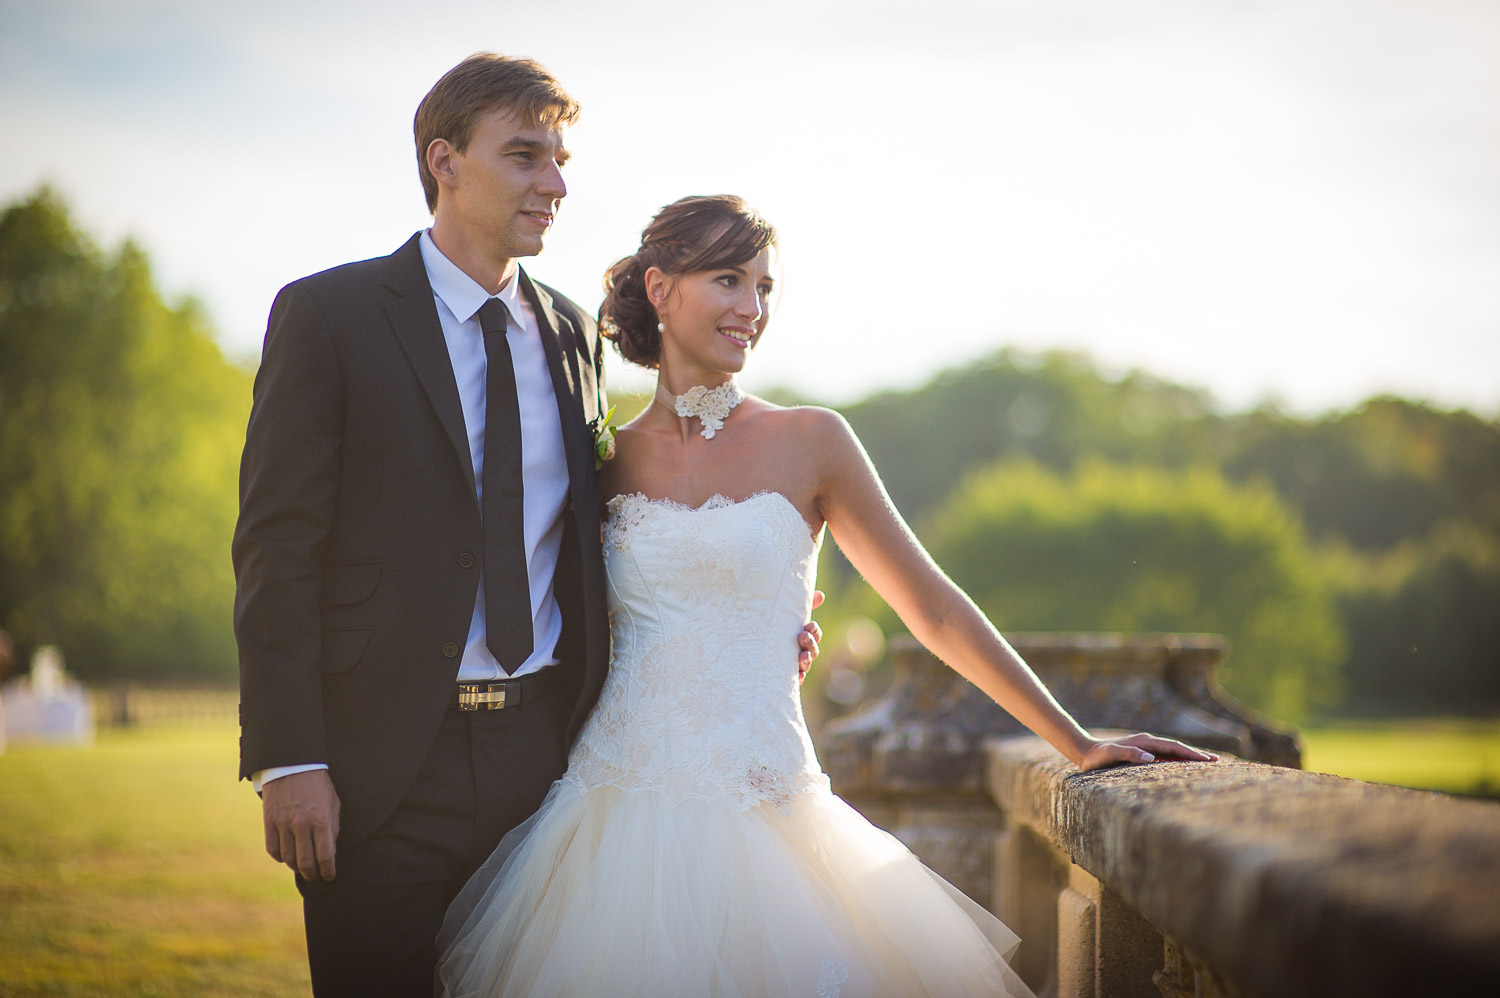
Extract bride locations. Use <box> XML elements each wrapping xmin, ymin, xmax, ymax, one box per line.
<box><xmin>436</xmin><ymin>195</ymin><xmax>1215</xmax><ymax>997</ymax></box>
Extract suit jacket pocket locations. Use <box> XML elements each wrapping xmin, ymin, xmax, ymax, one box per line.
<box><xmin>320</xmin><ymin>628</ymin><xmax>373</xmax><ymax>674</ymax></box>
<box><xmin>319</xmin><ymin>561</ymin><xmax>382</xmax><ymax>607</ymax></box>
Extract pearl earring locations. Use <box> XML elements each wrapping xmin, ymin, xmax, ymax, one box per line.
<box><xmin>657</xmin><ymin>322</ymin><xmax>665</xmax><ymax>334</ymax></box>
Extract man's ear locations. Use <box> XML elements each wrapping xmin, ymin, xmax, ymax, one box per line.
<box><xmin>426</xmin><ymin>138</ymin><xmax>457</xmax><ymax>191</ymax></box>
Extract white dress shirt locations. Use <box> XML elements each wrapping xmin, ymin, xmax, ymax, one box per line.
<box><xmin>420</xmin><ymin>231</ymin><xmax>570</xmax><ymax>682</ymax></box>
<box><xmin>254</xmin><ymin>232</ymin><xmax>572</xmax><ymax>790</ymax></box>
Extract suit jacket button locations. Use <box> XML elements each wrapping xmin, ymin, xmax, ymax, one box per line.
<box><xmin>458</xmin><ymin>552</ymin><xmax>474</xmax><ymax>568</ymax></box>
<box><xmin>442</xmin><ymin>643</ymin><xmax>459</xmax><ymax>658</ymax></box>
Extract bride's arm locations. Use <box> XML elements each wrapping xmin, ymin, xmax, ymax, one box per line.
<box><xmin>809</xmin><ymin>410</ymin><xmax>1215</xmax><ymax>771</ymax></box>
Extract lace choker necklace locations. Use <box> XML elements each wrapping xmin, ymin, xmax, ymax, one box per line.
<box><xmin>655</xmin><ymin>380</ymin><xmax>745</xmax><ymax>440</ymax></box>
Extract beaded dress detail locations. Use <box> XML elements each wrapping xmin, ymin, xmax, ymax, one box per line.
<box><xmin>438</xmin><ymin>492</ymin><xmax>1031</xmax><ymax>998</ymax></box>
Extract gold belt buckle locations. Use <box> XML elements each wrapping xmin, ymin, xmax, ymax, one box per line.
<box><xmin>457</xmin><ymin>683</ymin><xmax>507</xmax><ymax>711</ymax></box>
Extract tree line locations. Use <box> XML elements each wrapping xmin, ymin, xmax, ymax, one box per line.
<box><xmin>811</xmin><ymin>352</ymin><xmax>1500</xmax><ymax>721</ymax></box>
<box><xmin>3</xmin><ymin>188</ymin><xmax>1495</xmax><ymax>720</ymax></box>
<box><xmin>0</xmin><ymin>189</ymin><xmax>249</xmax><ymax>683</ymax></box>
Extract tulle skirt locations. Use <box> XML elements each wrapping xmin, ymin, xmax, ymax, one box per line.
<box><xmin>437</xmin><ymin>779</ymin><xmax>1033</xmax><ymax>997</ymax></box>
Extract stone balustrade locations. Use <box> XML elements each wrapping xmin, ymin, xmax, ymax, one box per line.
<box><xmin>819</xmin><ymin>634</ymin><xmax>1500</xmax><ymax>996</ymax></box>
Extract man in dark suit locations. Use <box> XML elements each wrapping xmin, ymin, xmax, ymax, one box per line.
<box><xmin>233</xmin><ymin>54</ymin><xmax>615</xmax><ymax>995</ymax></box>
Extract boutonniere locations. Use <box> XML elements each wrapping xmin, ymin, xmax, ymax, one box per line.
<box><xmin>589</xmin><ymin>406</ymin><xmax>617</xmax><ymax>471</ymax></box>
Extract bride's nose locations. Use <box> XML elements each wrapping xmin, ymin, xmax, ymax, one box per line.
<box><xmin>734</xmin><ymin>286</ymin><xmax>764</xmax><ymax>323</ymax></box>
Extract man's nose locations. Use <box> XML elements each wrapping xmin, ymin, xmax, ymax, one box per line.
<box><xmin>539</xmin><ymin>161</ymin><xmax>567</xmax><ymax>200</ymax></box>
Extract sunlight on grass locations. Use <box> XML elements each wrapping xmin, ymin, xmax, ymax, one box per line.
<box><xmin>3</xmin><ymin>713</ymin><xmax>1495</xmax><ymax>995</ymax></box>
<box><xmin>0</xmin><ymin>721</ymin><xmax>309</xmax><ymax>998</ymax></box>
<box><xmin>1301</xmin><ymin>718</ymin><xmax>1500</xmax><ymax>798</ymax></box>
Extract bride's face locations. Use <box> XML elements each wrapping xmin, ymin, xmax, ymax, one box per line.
<box><xmin>653</xmin><ymin>246</ymin><xmax>776</xmax><ymax>379</ymax></box>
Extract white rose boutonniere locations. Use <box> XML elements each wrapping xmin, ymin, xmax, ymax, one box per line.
<box><xmin>590</xmin><ymin>406</ymin><xmax>617</xmax><ymax>471</ymax></box>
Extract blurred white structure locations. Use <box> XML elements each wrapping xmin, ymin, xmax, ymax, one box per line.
<box><xmin>0</xmin><ymin>645</ymin><xmax>93</xmax><ymax>747</ymax></box>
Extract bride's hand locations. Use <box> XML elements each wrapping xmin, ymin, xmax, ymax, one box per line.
<box><xmin>796</xmin><ymin>590</ymin><xmax>825</xmax><ymax>685</ymax></box>
<box><xmin>1076</xmin><ymin>732</ymin><xmax>1220</xmax><ymax>772</ymax></box>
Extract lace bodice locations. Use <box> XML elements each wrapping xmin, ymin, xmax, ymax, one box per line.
<box><xmin>563</xmin><ymin>491</ymin><xmax>830</xmax><ymax>812</ymax></box>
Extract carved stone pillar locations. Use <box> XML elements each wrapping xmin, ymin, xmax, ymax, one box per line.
<box><xmin>820</xmin><ymin>636</ymin><xmax>1012</xmax><ymax>907</ymax></box>
<box><xmin>1093</xmin><ymin>881</ymin><xmax>1165</xmax><ymax>997</ymax></box>
<box><xmin>997</xmin><ymin>823</ymin><xmax>1063</xmax><ymax>994</ymax></box>
<box><xmin>1056</xmin><ymin>867</ymin><xmax>1099</xmax><ymax>998</ymax></box>
<box><xmin>1056</xmin><ymin>866</ymin><xmax>1166</xmax><ymax>998</ymax></box>
<box><xmin>1153</xmin><ymin>938</ymin><xmax>1198</xmax><ymax>998</ymax></box>
<box><xmin>1156</xmin><ymin>937</ymin><xmax>1252</xmax><ymax>998</ymax></box>
<box><xmin>823</xmin><ymin>636</ymin><xmax>1298</xmax><ymax>816</ymax></box>
<box><xmin>1005</xmin><ymin>633</ymin><xmax>1301</xmax><ymax>767</ymax></box>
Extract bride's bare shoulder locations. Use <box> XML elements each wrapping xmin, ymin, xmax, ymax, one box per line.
<box><xmin>750</xmin><ymin>400</ymin><xmax>854</xmax><ymax>438</ymax></box>
<box><xmin>768</xmin><ymin>404</ymin><xmax>865</xmax><ymax>460</ymax></box>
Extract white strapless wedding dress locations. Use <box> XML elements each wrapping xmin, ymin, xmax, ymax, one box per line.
<box><xmin>437</xmin><ymin>492</ymin><xmax>1032</xmax><ymax>997</ymax></box>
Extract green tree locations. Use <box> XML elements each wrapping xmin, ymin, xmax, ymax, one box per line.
<box><xmin>0</xmin><ymin>188</ymin><xmax>250</xmax><ymax>681</ymax></box>
<box><xmin>1331</xmin><ymin>523</ymin><xmax>1500</xmax><ymax>716</ymax></box>
<box><xmin>1221</xmin><ymin>398</ymin><xmax>1500</xmax><ymax>552</ymax></box>
<box><xmin>809</xmin><ymin>353</ymin><xmax>1498</xmax><ymax>719</ymax></box>
<box><xmin>1219</xmin><ymin>400</ymin><xmax>1500</xmax><ymax>715</ymax></box>
<box><xmin>867</xmin><ymin>459</ymin><xmax>1344</xmax><ymax>722</ymax></box>
<box><xmin>842</xmin><ymin>349</ymin><xmax>1226</xmax><ymax>525</ymax></box>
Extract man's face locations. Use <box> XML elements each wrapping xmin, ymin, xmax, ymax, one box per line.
<box><xmin>443</xmin><ymin>106</ymin><xmax>570</xmax><ymax>262</ymax></box>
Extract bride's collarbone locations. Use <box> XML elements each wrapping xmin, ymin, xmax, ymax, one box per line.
<box><xmin>606</xmin><ymin>415</ymin><xmax>822</xmax><ymax>526</ymax></box>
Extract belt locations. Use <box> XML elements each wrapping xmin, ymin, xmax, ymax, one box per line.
<box><xmin>451</xmin><ymin>666</ymin><xmax>567</xmax><ymax>711</ymax></box>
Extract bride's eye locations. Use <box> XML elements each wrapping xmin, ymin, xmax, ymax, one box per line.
<box><xmin>716</xmin><ymin>274</ymin><xmax>739</xmax><ymax>288</ymax></box>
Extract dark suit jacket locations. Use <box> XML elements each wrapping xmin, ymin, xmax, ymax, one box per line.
<box><xmin>233</xmin><ymin>233</ymin><xmax>610</xmax><ymax>849</ymax></box>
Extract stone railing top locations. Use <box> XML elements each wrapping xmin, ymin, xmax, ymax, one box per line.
<box><xmin>986</xmin><ymin>735</ymin><xmax>1500</xmax><ymax>997</ymax></box>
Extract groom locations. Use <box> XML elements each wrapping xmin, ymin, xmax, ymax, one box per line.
<box><xmin>235</xmin><ymin>53</ymin><xmax>821</xmax><ymax>995</ymax></box>
<box><xmin>232</xmin><ymin>53</ymin><xmax>605</xmax><ymax>995</ymax></box>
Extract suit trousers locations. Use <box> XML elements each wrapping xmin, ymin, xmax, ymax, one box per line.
<box><xmin>296</xmin><ymin>685</ymin><xmax>570</xmax><ymax>997</ymax></box>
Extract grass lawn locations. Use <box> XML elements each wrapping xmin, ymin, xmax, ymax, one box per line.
<box><xmin>2</xmin><ymin>714</ymin><xmax>1494</xmax><ymax>996</ymax></box>
<box><xmin>1300</xmin><ymin>717</ymin><xmax>1500</xmax><ymax>798</ymax></box>
<box><xmin>0</xmin><ymin>721</ymin><xmax>309</xmax><ymax>998</ymax></box>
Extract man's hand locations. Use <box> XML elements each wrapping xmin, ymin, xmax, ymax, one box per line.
<box><xmin>797</xmin><ymin>590</ymin><xmax>826</xmax><ymax>685</ymax></box>
<box><xmin>262</xmin><ymin>769</ymin><xmax>341</xmax><ymax>881</ymax></box>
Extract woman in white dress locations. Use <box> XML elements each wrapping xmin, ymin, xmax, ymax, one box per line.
<box><xmin>437</xmin><ymin>195</ymin><xmax>1216</xmax><ymax>997</ymax></box>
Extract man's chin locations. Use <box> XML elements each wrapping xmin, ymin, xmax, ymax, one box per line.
<box><xmin>507</xmin><ymin>231</ymin><xmax>549</xmax><ymax>259</ymax></box>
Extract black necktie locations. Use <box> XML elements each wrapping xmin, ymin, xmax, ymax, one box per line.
<box><xmin>476</xmin><ymin>298</ymin><xmax>533</xmax><ymax>672</ymax></box>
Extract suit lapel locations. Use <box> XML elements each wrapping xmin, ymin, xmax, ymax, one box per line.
<box><xmin>520</xmin><ymin>270</ymin><xmax>594</xmax><ymax>496</ymax></box>
<box><xmin>380</xmin><ymin>234</ymin><xmax>478</xmax><ymax>499</ymax></box>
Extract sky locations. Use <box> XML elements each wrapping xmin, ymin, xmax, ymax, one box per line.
<box><xmin>2</xmin><ymin>0</ymin><xmax>1497</xmax><ymax>415</ymax></box>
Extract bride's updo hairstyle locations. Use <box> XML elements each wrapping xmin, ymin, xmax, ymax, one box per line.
<box><xmin>600</xmin><ymin>194</ymin><xmax>776</xmax><ymax>369</ymax></box>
